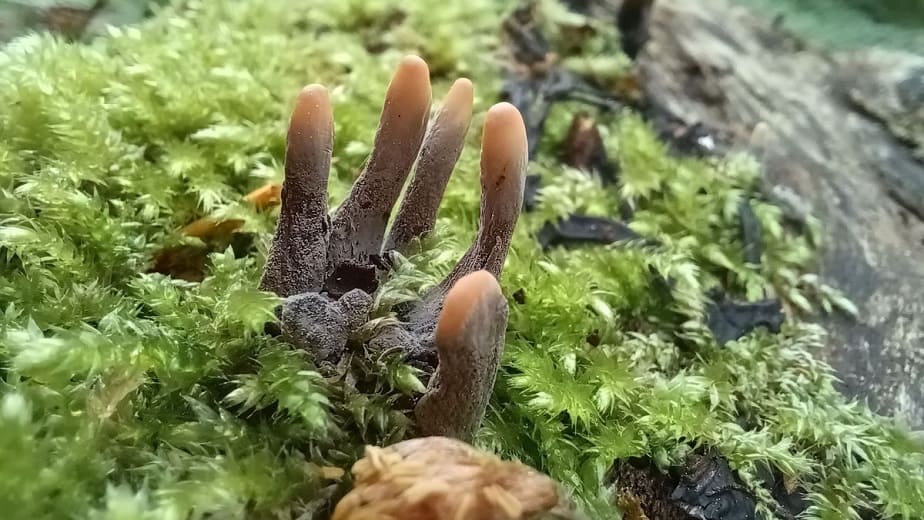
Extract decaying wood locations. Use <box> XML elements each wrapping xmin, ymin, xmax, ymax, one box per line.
<box><xmin>636</xmin><ymin>0</ymin><xmax>924</xmax><ymax>427</ymax></box>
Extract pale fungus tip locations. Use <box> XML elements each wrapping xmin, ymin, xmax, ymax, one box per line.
<box><xmin>291</xmin><ymin>84</ymin><xmax>332</xmax><ymax>130</ymax></box>
<box><xmin>435</xmin><ymin>270</ymin><xmax>502</xmax><ymax>346</ymax></box>
<box><xmin>384</xmin><ymin>55</ymin><xmax>432</xmax><ymax>114</ymax></box>
<box><xmin>480</xmin><ymin>102</ymin><xmax>528</xmax><ymax>187</ymax></box>
<box><xmin>438</xmin><ymin>78</ymin><xmax>474</xmax><ymax>124</ymax></box>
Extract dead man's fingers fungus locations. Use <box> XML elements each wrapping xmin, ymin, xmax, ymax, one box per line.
<box><xmin>438</xmin><ymin>101</ymin><xmax>527</xmax><ymax>294</ymax></box>
<box><xmin>256</xmin><ymin>58</ymin><xmax>528</xmax><ymax>442</ymax></box>
<box><xmin>406</xmin><ymin>101</ymin><xmax>527</xmax><ymax>329</ymax></box>
<box><xmin>327</xmin><ymin>55</ymin><xmax>432</xmax><ymax>284</ymax></box>
<box><xmin>385</xmin><ymin>77</ymin><xmax>475</xmax><ymax>253</ymax></box>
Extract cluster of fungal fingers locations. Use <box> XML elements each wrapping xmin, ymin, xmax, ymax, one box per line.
<box><xmin>258</xmin><ymin>55</ymin><xmax>528</xmax><ymax>442</ymax></box>
<box><xmin>332</xmin><ymin>437</ymin><xmax>578</xmax><ymax>520</ymax></box>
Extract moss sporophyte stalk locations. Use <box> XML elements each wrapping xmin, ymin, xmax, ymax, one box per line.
<box><xmin>0</xmin><ymin>1</ymin><xmax>922</xmax><ymax>519</ymax></box>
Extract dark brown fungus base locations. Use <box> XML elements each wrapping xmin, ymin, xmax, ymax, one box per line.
<box><xmin>279</xmin><ymin>289</ymin><xmax>373</xmax><ymax>364</ymax></box>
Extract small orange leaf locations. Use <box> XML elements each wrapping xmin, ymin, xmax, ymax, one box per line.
<box><xmin>181</xmin><ymin>217</ymin><xmax>245</xmax><ymax>239</ymax></box>
<box><xmin>178</xmin><ymin>183</ymin><xmax>279</xmax><ymax>241</ymax></box>
<box><xmin>243</xmin><ymin>182</ymin><xmax>282</xmax><ymax>209</ymax></box>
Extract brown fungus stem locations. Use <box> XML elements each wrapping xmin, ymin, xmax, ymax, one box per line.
<box><xmin>326</xmin><ymin>55</ymin><xmax>432</xmax><ymax>295</ymax></box>
<box><xmin>385</xmin><ymin>77</ymin><xmax>475</xmax><ymax>253</ymax></box>
<box><xmin>415</xmin><ymin>270</ymin><xmax>508</xmax><ymax>441</ymax></box>
<box><xmin>260</xmin><ymin>85</ymin><xmax>333</xmax><ymax>297</ymax></box>
<box><xmin>407</xmin><ymin>102</ymin><xmax>527</xmax><ymax>329</ymax></box>
<box><xmin>442</xmin><ymin>102</ymin><xmax>527</xmax><ymax>289</ymax></box>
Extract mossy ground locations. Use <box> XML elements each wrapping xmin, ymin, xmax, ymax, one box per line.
<box><xmin>0</xmin><ymin>1</ymin><xmax>922</xmax><ymax>519</ymax></box>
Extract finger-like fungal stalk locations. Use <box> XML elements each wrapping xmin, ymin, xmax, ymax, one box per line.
<box><xmin>332</xmin><ymin>436</ymin><xmax>576</xmax><ymax>520</ymax></box>
<box><xmin>384</xmin><ymin>77</ymin><xmax>475</xmax><ymax>253</ymax></box>
<box><xmin>415</xmin><ymin>270</ymin><xmax>508</xmax><ymax>442</ymax></box>
<box><xmin>260</xmin><ymin>85</ymin><xmax>334</xmax><ymax>297</ymax></box>
<box><xmin>441</xmin><ymin>102</ymin><xmax>527</xmax><ymax>291</ymax></box>
<box><xmin>327</xmin><ymin>55</ymin><xmax>433</xmax><ymax>273</ymax></box>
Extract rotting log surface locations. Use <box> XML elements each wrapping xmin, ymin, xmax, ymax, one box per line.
<box><xmin>637</xmin><ymin>0</ymin><xmax>924</xmax><ymax>427</ymax></box>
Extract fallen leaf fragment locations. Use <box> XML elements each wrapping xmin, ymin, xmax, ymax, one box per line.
<box><xmin>180</xmin><ymin>217</ymin><xmax>246</xmax><ymax>240</ymax></box>
<box><xmin>180</xmin><ymin>182</ymin><xmax>282</xmax><ymax>240</ymax></box>
<box><xmin>243</xmin><ymin>181</ymin><xmax>282</xmax><ymax>209</ymax></box>
<box><xmin>332</xmin><ymin>436</ymin><xmax>580</xmax><ymax>520</ymax></box>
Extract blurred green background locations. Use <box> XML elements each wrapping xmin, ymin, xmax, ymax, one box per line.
<box><xmin>740</xmin><ymin>0</ymin><xmax>924</xmax><ymax>49</ymax></box>
<box><xmin>2</xmin><ymin>0</ymin><xmax>923</xmax><ymax>49</ymax></box>
<box><xmin>0</xmin><ymin>0</ymin><xmax>163</xmax><ymax>42</ymax></box>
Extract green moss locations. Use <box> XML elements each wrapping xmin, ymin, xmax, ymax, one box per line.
<box><xmin>0</xmin><ymin>1</ymin><xmax>922</xmax><ymax>519</ymax></box>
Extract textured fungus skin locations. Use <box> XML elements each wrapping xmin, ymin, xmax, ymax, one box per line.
<box><xmin>442</xmin><ymin>102</ymin><xmax>527</xmax><ymax>289</ymax></box>
<box><xmin>327</xmin><ymin>55</ymin><xmax>432</xmax><ymax>277</ymax></box>
<box><xmin>406</xmin><ymin>102</ymin><xmax>528</xmax><ymax>332</ymax></box>
<box><xmin>258</xmin><ymin>56</ymin><xmax>527</xmax><ymax>442</ymax></box>
<box><xmin>385</xmin><ymin>78</ymin><xmax>475</xmax><ymax>253</ymax></box>
<box><xmin>279</xmin><ymin>289</ymin><xmax>373</xmax><ymax>363</ymax></box>
<box><xmin>260</xmin><ymin>85</ymin><xmax>333</xmax><ymax>298</ymax></box>
<box><xmin>415</xmin><ymin>271</ymin><xmax>508</xmax><ymax>441</ymax></box>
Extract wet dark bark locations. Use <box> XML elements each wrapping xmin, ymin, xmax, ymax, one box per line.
<box><xmin>636</xmin><ymin>0</ymin><xmax>924</xmax><ymax>427</ymax></box>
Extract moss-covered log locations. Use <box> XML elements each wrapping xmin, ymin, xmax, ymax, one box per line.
<box><xmin>636</xmin><ymin>0</ymin><xmax>924</xmax><ymax>428</ymax></box>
